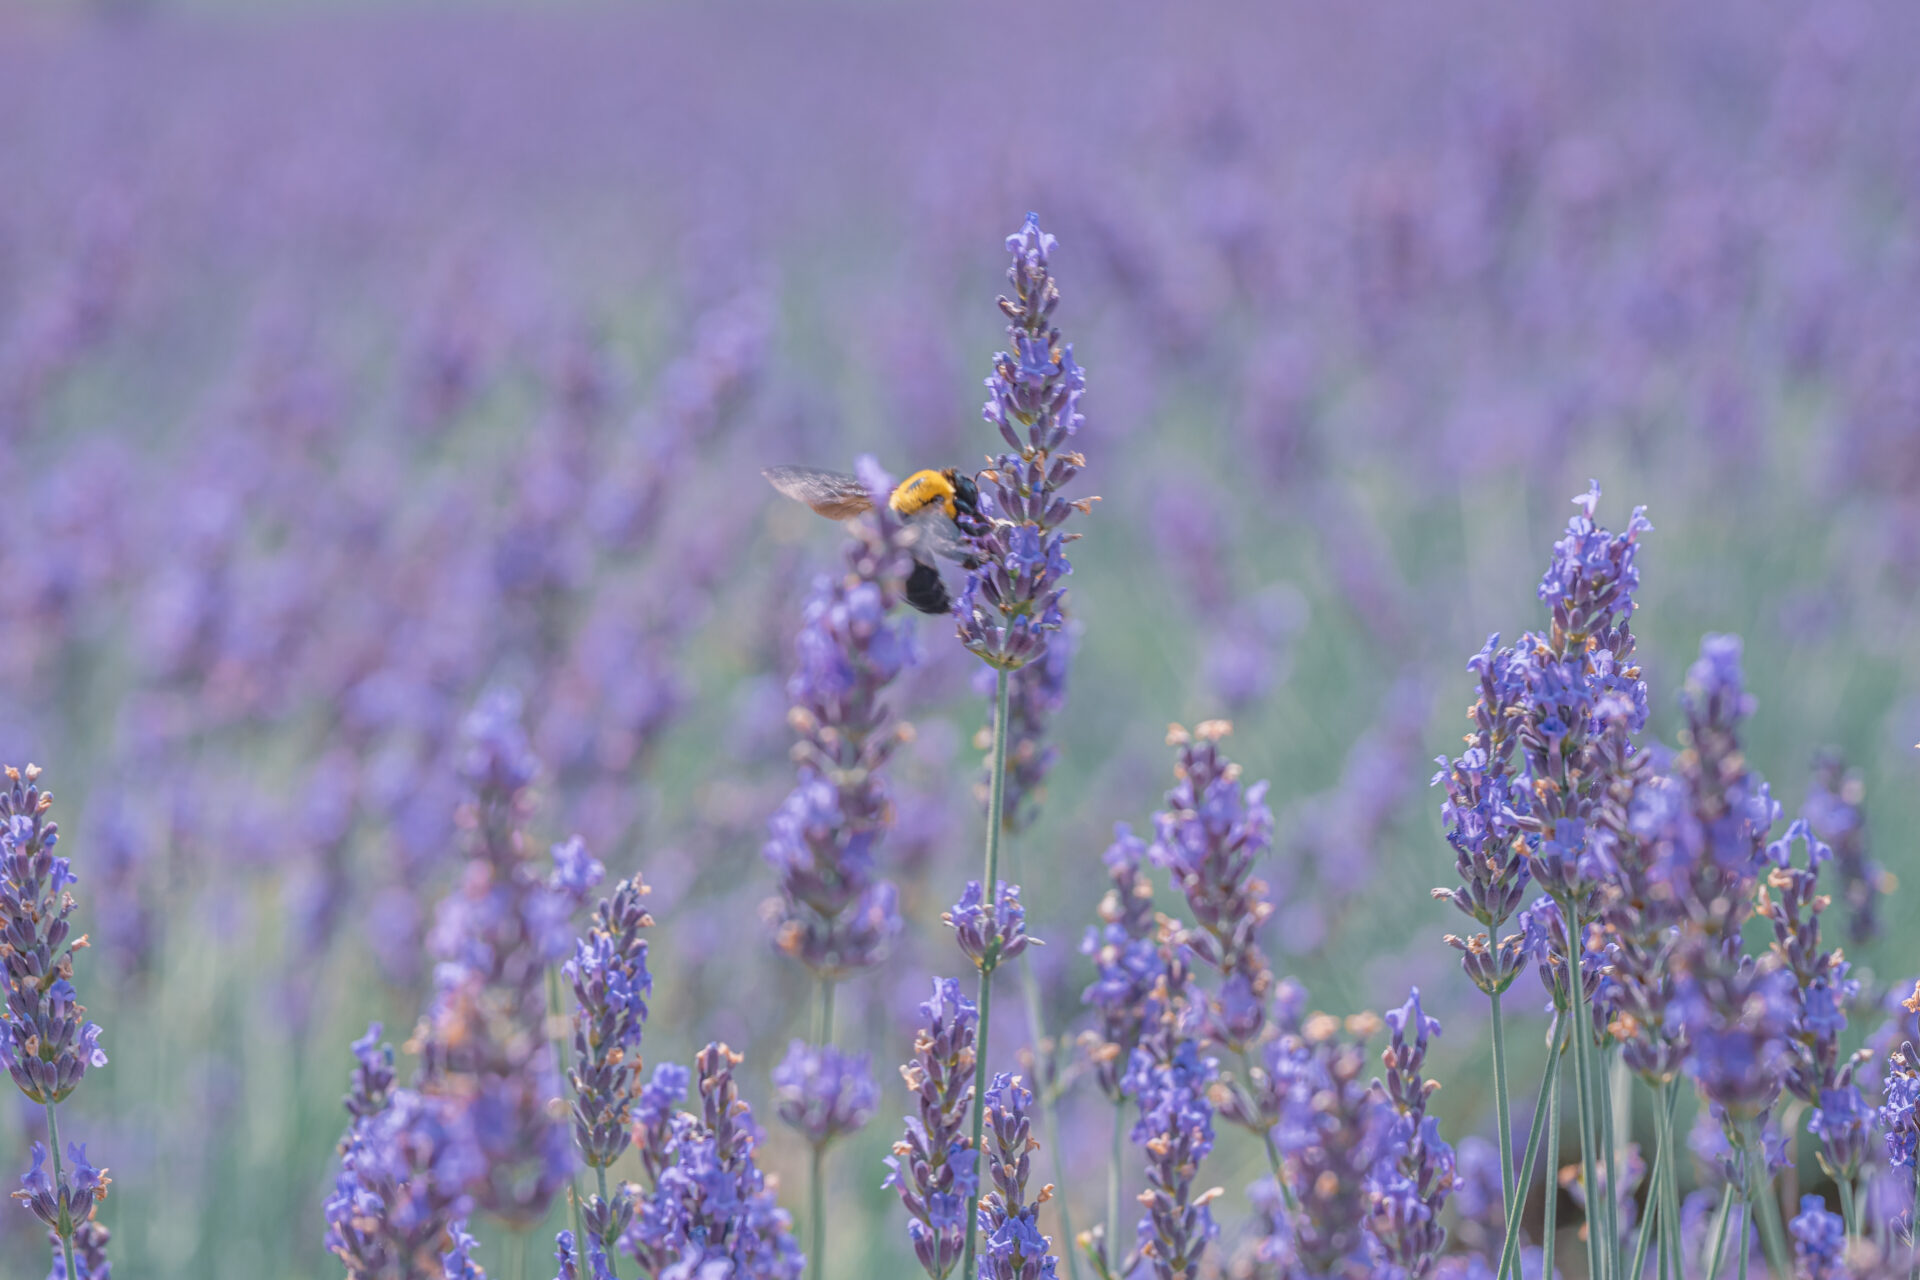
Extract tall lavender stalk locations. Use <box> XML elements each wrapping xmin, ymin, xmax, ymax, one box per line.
<box><xmin>885</xmin><ymin>977</ymin><xmax>980</xmax><ymax>1280</ymax></box>
<box><xmin>763</xmin><ymin>454</ymin><xmax>912</xmax><ymax>1280</ymax></box>
<box><xmin>956</xmin><ymin>212</ymin><xmax>1090</xmax><ymax>1280</ymax></box>
<box><xmin>1432</xmin><ymin>635</ymin><xmax>1532</xmax><ymax>1242</ymax></box>
<box><xmin>1</xmin><ymin>767</ymin><xmax>111</xmax><ymax>1280</ymax></box>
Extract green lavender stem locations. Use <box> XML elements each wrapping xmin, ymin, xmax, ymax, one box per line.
<box><xmin>809</xmin><ymin>974</ymin><xmax>836</xmax><ymax>1280</ymax></box>
<box><xmin>1838</xmin><ymin>1169</ymin><xmax>1858</xmax><ymax>1246</ymax></box>
<box><xmin>1107</xmin><ymin>1099</ymin><xmax>1123</xmax><ymax>1274</ymax></box>
<box><xmin>1496</xmin><ymin>1027</ymin><xmax>1564</xmax><ymax>1280</ymax></box>
<box><xmin>1599</xmin><ymin>1048</ymin><xmax>1623</xmax><ymax>1274</ymax></box>
<box><xmin>1490</xmin><ymin>991</ymin><xmax>1517</xmax><ymax>1225</ymax></box>
<box><xmin>1007</xmin><ymin>840</ymin><xmax>1080</xmax><ymax>1280</ymax></box>
<box><xmin>1559</xmin><ymin>897</ymin><xmax>1607</xmax><ymax>1280</ymax></box>
<box><xmin>810</xmin><ymin>1144</ymin><xmax>826</xmax><ymax>1280</ymax></box>
<box><xmin>546</xmin><ymin>965</ymin><xmax>589</xmax><ymax>1261</ymax></box>
<box><xmin>1544</xmin><ymin>1058</ymin><xmax>1561</xmax><ymax>1280</ymax></box>
<box><xmin>961</xmin><ymin>666</ymin><xmax>1013</xmax><ymax>1280</ymax></box>
<box><xmin>1659</xmin><ymin>1084</ymin><xmax>1683</xmax><ymax>1280</ymax></box>
<box><xmin>1630</xmin><ymin>1082</ymin><xmax>1675</xmax><ymax>1280</ymax></box>
<box><xmin>44</xmin><ymin>1101</ymin><xmax>78</xmax><ymax>1280</ymax></box>
<box><xmin>1744</xmin><ymin>1122</ymin><xmax>1791</xmax><ymax>1280</ymax></box>
<box><xmin>1703</xmin><ymin>1183</ymin><xmax>1736</xmax><ymax>1280</ymax></box>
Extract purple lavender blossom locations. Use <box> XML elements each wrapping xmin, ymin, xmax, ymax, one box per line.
<box><xmin>1761</xmin><ymin>820</ymin><xmax>1868</xmax><ymax>1179</ymax></box>
<box><xmin>762</xmin><ymin>456</ymin><xmax>915</xmax><ymax>979</ymax></box>
<box><xmin>621</xmin><ymin>1044</ymin><xmax>803</xmax><ymax>1279</ymax></box>
<box><xmin>944</xmin><ymin>880</ymin><xmax>1033</xmax><ymax>971</ymax></box>
<box><xmin>1149</xmin><ymin>722</ymin><xmax>1276</xmax><ymax>1055</ymax></box>
<box><xmin>885</xmin><ymin>977</ymin><xmax>980</xmax><ymax>1280</ymax></box>
<box><xmin>957</xmin><ymin>213</ymin><xmax>1091</xmax><ymax>672</ymax></box>
<box><xmin>1510</xmin><ymin>483</ymin><xmax>1652</xmax><ymax>903</ymax></box>
<box><xmin>771</xmin><ymin>1041</ymin><xmax>879</xmax><ymax>1150</ymax></box>
<box><xmin>441</xmin><ymin>1222</ymin><xmax>485</xmax><ymax>1280</ymax></box>
<box><xmin>414</xmin><ymin>691</ymin><xmax>593</xmax><ymax>1227</ymax></box>
<box><xmin>1789</xmin><ymin>1195</ymin><xmax>1847</xmax><ymax>1280</ymax></box>
<box><xmin>0</xmin><ymin>768</ymin><xmax>108</xmax><ymax>1105</ymax></box>
<box><xmin>1881</xmin><ymin>1040</ymin><xmax>1920</xmax><ymax>1171</ymax></box>
<box><xmin>0</xmin><ymin>767</ymin><xmax>112</xmax><ymax>1280</ymax></box>
<box><xmin>976</xmin><ymin>1074</ymin><xmax>1061</xmax><ymax>1280</ymax></box>
<box><xmin>1079</xmin><ymin>825</ymin><xmax>1163</xmax><ymax>1104</ymax></box>
<box><xmin>1268</xmin><ymin>1009</ymin><xmax>1385</xmax><ymax>1280</ymax></box>
<box><xmin>1805</xmin><ymin>750</ymin><xmax>1882</xmax><ymax>945</ymax></box>
<box><xmin>1367</xmin><ymin>989</ymin><xmax>1455</xmax><ymax>1280</ymax></box>
<box><xmin>1123</xmin><ymin>1042</ymin><xmax>1219</xmax><ymax>1280</ymax></box>
<box><xmin>977</xmin><ymin>622</ymin><xmax>1077</xmax><ymax>833</ymax></box>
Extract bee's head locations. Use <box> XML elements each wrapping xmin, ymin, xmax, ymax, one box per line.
<box><xmin>946</xmin><ymin>468</ymin><xmax>980</xmax><ymax>514</ymax></box>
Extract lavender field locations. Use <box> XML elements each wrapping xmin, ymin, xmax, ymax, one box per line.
<box><xmin>2</xmin><ymin>2</ymin><xmax>1919</xmax><ymax>1278</ymax></box>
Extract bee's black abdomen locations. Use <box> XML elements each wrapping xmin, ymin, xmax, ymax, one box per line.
<box><xmin>904</xmin><ymin>561</ymin><xmax>951</xmax><ymax>615</ymax></box>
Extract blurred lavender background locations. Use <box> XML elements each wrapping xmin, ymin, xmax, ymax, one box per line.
<box><xmin>2</xmin><ymin>0</ymin><xmax>1918</xmax><ymax>1275</ymax></box>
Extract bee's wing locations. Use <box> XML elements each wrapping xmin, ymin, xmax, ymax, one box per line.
<box><xmin>903</xmin><ymin>505</ymin><xmax>972</xmax><ymax>564</ymax></box>
<box><xmin>763</xmin><ymin>465</ymin><xmax>874</xmax><ymax>521</ymax></box>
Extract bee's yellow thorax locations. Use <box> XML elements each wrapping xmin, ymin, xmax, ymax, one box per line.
<box><xmin>889</xmin><ymin>469</ymin><xmax>957</xmax><ymax>519</ymax></box>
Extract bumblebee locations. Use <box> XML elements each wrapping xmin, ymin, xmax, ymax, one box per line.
<box><xmin>763</xmin><ymin>464</ymin><xmax>983</xmax><ymax>614</ymax></box>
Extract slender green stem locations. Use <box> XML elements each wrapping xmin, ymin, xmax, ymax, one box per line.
<box><xmin>1658</xmin><ymin>1083</ymin><xmax>1683</xmax><ymax>1280</ymax></box>
<box><xmin>1543</xmin><ymin>1057</ymin><xmax>1561</xmax><ymax>1280</ymax></box>
<box><xmin>44</xmin><ymin>1102</ymin><xmax>78</xmax><ymax>1280</ymax></box>
<box><xmin>1743</xmin><ymin>1122</ymin><xmax>1791</xmax><ymax>1280</ymax></box>
<box><xmin>1497</xmin><ymin>1027</ymin><xmax>1564</xmax><ymax>1280</ymax></box>
<box><xmin>1490</xmin><ymin>991</ymin><xmax>1517</xmax><ymax>1226</ymax></box>
<box><xmin>1107</xmin><ymin>1100</ymin><xmax>1123</xmax><ymax>1274</ymax></box>
<box><xmin>1737</xmin><ymin>1205</ymin><xmax>1750</xmax><ymax>1280</ymax></box>
<box><xmin>1703</xmin><ymin>1183</ymin><xmax>1735</xmax><ymax>1280</ymax></box>
<box><xmin>508</xmin><ymin>1231</ymin><xmax>528</xmax><ymax>1280</ymax></box>
<box><xmin>546</xmin><ymin>966</ymin><xmax>588</xmax><ymax>1258</ymax></box>
<box><xmin>810</xmin><ymin>1143</ymin><xmax>826</xmax><ymax>1280</ymax></box>
<box><xmin>1839</xmin><ymin>1171</ymin><xmax>1858</xmax><ymax>1246</ymax></box>
<box><xmin>961</xmin><ymin>667</ymin><xmax>1012</xmax><ymax>1280</ymax></box>
<box><xmin>1599</xmin><ymin>1048</ymin><xmax>1622</xmax><ymax>1274</ymax></box>
<box><xmin>1008</xmin><ymin>839</ymin><xmax>1080</xmax><ymax>1280</ymax></box>
<box><xmin>1628</xmin><ymin>1084</ymin><xmax>1668</xmax><ymax>1280</ymax></box>
<box><xmin>1558</xmin><ymin>897</ymin><xmax>1606</xmax><ymax>1280</ymax></box>
<box><xmin>809</xmin><ymin>974</ymin><xmax>836</xmax><ymax>1280</ymax></box>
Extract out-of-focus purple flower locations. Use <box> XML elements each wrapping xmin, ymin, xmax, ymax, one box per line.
<box><xmin>1366</xmin><ymin>988</ymin><xmax>1455</xmax><ymax>1280</ymax></box>
<box><xmin>1805</xmin><ymin>750</ymin><xmax>1883</xmax><ymax>946</ymax></box>
<box><xmin>324</xmin><ymin>1029</ymin><xmax>486</xmax><ymax>1280</ymax></box>
<box><xmin>1789</xmin><ymin>1194</ymin><xmax>1847</xmax><ymax>1280</ymax></box>
<box><xmin>958</xmin><ymin>213</ymin><xmax>1091</xmax><ymax>672</ymax></box>
<box><xmin>1079</xmin><ymin>825</ymin><xmax>1163</xmax><ymax>1103</ymax></box>
<box><xmin>1149</xmin><ymin>722</ymin><xmax>1275</xmax><ymax>1055</ymax></box>
<box><xmin>1123</xmin><ymin>1041</ymin><xmax>1219</xmax><ymax>1280</ymax></box>
<box><xmin>976</xmin><ymin>620</ymin><xmax>1077</xmax><ymax>833</ymax></box>
<box><xmin>1267</xmin><ymin>1007</ymin><xmax>1385</xmax><ymax>1280</ymax></box>
<box><xmin>944</xmin><ymin>880</ymin><xmax>1033</xmax><ymax>971</ymax></box>
<box><xmin>772</xmin><ymin>1041</ymin><xmax>879</xmax><ymax>1151</ymax></box>
<box><xmin>885</xmin><ymin>977</ymin><xmax>980</xmax><ymax>1280</ymax></box>
<box><xmin>1674</xmin><ymin>955</ymin><xmax>1796</xmax><ymax>1120</ymax></box>
<box><xmin>414</xmin><ymin>692</ymin><xmax>582</xmax><ymax>1227</ymax></box>
<box><xmin>441</xmin><ymin>1221</ymin><xmax>486</xmax><ymax>1280</ymax></box>
<box><xmin>975</xmin><ymin>1074</ymin><xmax>1060</xmax><ymax>1280</ymax></box>
<box><xmin>762</xmin><ymin>456</ymin><xmax>914</xmax><ymax>979</ymax></box>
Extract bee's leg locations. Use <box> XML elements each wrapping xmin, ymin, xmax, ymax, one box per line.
<box><xmin>904</xmin><ymin>561</ymin><xmax>951</xmax><ymax>615</ymax></box>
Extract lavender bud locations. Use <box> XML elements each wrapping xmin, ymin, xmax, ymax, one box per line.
<box><xmin>944</xmin><ymin>879</ymin><xmax>1033</xmax><ymax>971</ymax></box>
<box><xmin>772</xmin><ymin>1040</ymin><xmax>879</xmax><ymax>1151</ymax></box>
<box><xmin>884</xmin><ymin>977</ymin><xmax>980</xmax><ymax>1280</ymax></box>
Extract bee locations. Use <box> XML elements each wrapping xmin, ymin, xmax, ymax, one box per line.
<box><xmin>763</xmin><ymin>464</ymin><xmax>984</xmax><ymax>614</ymax></box>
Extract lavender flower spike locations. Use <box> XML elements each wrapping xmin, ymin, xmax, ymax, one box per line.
<box><xmin>945</xmin><ymin>879</ymin><xmax>1034</xmax><ymax>971</ymax></box>
<box><xmin>885</xmin><ymin>977</ymin><xmax>980</xmax><ymax>1280</ymax></box>
<box><xmin>977</xmin><ymin>1074</ymin><xmax>1062</xmax><ymax>1280</ymax></box>
<box><xmin>1367</xmin><ymin>988</ymin><xmax>1456</xmax><ymax>1280</ymax></box>
<box><xmin>0</xmin><ymin>767</ymin><xmax>112</xmax><ymax>1280</ymax></box>
<box><xmin>1079</xmin><ymin>825</ymin><xmax>1162</xmax><ymax>1104</ymax></box>
<box><xmin>1789</xmin><ymin>1195</ymin><xmax>1847</xmax><ymax>1280</ymax></box>
<box><xmin>773</xmin><ymin>1040</ymin><xmax>879</xmax><ymax>1151</ymax></box>
<box><xmin>958</xmin><ymin>213</ymin><xmax>1092</xmax><ymax>672</ymax></box>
